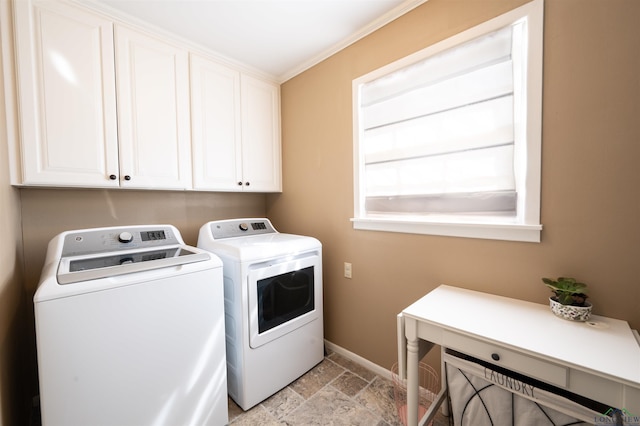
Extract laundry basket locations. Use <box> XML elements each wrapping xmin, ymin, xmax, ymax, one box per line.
<box><xmin>391</xmin><ymin>362</ymin><xmax>439</xmax><ymax>426</ymax></box>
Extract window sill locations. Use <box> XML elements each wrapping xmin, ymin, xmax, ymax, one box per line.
<box><xmin>351</xmin><ymin>217</ymin><xmax>542</xmax><ymax>242</ymax></box>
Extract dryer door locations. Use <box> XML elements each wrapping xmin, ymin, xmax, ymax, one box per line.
<box><xmin>248</xmin><ymin>253</ymin><xmax>322</xmax><ymax>348</ymax></box>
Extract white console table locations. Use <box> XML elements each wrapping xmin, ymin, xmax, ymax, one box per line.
<box><xmin>398</xmin><ymin>285</ymin><xmax>640</xmax><ymax>426</ymax></box>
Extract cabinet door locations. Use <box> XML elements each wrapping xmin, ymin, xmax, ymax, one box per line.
<box><xmin>190</xmin><ymin>54</ymin><xmax>242</xmax><ymax>191</ymax></box>
<box><xmin>240</xmin><ymin>75</ymin><xmax>282</xmax><ymax>192</ymax></box>
<box><xmin>115</xmin><ymin>25</ymin><xmax>192</xmax><ymax>190</ymax></box>
<box><xmin>13</xmin><ymin>0</ymin><xmax>119</xmax><ymax>187</ymax></box>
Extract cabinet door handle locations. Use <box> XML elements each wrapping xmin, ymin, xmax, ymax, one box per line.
<box><xmin>245</xmin><ymin>182</ymin><xmax>250</xmax><ymax>186</ymax></box>
<box><xmin>491</xmin><ymin>353</ymin><xmax>500</xmax><ymax>361</ymax></box>
<box><xmin>124</xmin><ymin>175</ymin><xmax>131</xmax><ymax>181</ymax></box>
<box><xmin>109</xmin><ymin>174</ymin><xmax>117</xmax><ymax>180</ymax></box>
<box><xmin>237</xmin><ymin>181</ymin><xmax>243</xmax><ymax>186</ymax></box>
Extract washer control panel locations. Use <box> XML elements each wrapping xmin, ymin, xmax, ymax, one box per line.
<box><xmin>209</xmin><ymin>218</ymin><xmax>276</xmax><ymax>240</ymax></box>
<box><xmin>61</xmin><ymin>226</ymin><xmax>179</xmax><ymax>257</ymax></box>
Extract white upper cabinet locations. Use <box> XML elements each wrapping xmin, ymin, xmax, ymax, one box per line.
<box><xmin>190</xmin><ymin>54</ymin><xmax>282</xmax><ymax>192</ymax></box>
<box><xmin>8</xmin><ymin>0</ymin><xmax>280</xmax><ymax>192</ymax></box>
<box><xmin>190</xmin><ymin>54</ymin><xmax>242</xmax><ymax>190</ymax></box>
<box><xmin>13</xmin><ymin>0</ymin><xmax>120</xmax><ymax>187</ymax></box>
<box><xmin>240</xmin><ymin>75</ymin><xmax>282</xmax><ymax>192</ymax></box>
<box><xmin>115</xmin><ymin>25</ymin><xmax>192</xmax><ymax>190</ymax></box>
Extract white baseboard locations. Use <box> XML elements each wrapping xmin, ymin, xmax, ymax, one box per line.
<box><xmin>324</xmin><ymin>339</ymin><xmax>392</xmax><ymax>379</ymax></box>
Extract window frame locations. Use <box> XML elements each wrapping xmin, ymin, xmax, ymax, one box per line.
<box><xmin>351</xmin><ymin>0</ymin><xmax>544</xmax><ymax>243</ymax></box>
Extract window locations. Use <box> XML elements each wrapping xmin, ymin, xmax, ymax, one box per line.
<box><xmin>352</xmin><ymin>0</ymin><xmax>543</xmax><ymax>242</ymax></box>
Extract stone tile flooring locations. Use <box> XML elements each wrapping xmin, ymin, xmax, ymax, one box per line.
<box><xmin>227</xmin><ymin>351</ymin><xmax>450</xmax><ymax>425</ymax></box>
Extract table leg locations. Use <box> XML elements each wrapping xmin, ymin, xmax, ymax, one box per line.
<box><xmin>440</xmin><ymin>346</ymin><xmax>449</xmax><ymax>417</ymax></box>
<box><xmin>406</xmin><ymin>319</ymin><xmax>419</xmax><ymax>426</ymax></box>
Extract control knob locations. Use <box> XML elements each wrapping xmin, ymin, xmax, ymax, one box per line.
<box><xmin>118</xmin><ymin>231</ymin><xmax>134</xmax><ymax>243</ymax></box>
<box><xmin>239</xmin><ymin>223</ymin><xmax>249</xmax><ymax>232</ymax></box>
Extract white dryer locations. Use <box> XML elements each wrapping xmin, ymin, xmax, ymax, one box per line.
<box><xmin>197</xmin><ymin>218</ymin><xmax>324</xmax><ymax>410</ymax></box>
<box><xmin>34</xmin><ymin>225</ymin><xmax>228</xmax><ymax>426</ymax></box>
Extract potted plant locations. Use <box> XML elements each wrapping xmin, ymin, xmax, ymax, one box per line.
<box><xmin>542</xmin><ymin>277</ymin><xmax>592</xmax><ymax>321</ymax></box>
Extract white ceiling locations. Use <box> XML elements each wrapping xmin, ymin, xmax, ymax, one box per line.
<box><xmin>88</xmin><ymin>0</ymin><xmax>426</xmax><ymax>82</ymax></box>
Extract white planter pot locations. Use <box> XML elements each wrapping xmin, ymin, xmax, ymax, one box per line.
<box><xmin>549</xmin><ymin>297</ymin><xmax>592</xmax><ymax>321</ymax></box>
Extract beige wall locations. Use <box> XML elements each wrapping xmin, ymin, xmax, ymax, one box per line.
<box><xmin>268</xmin><ymin>0</ymin><xmax>640</xmax><ymax>372</ymax></box>
<box><xmin>0</xmin><ymin>145</ymin><xmax>23</xmax><ymax>426</ymax></box>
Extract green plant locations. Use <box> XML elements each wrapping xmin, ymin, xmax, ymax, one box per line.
<box><xmin>542</xmin><ymin>277</ymin><xmax>589</xmax><ymax>306</ymax></box>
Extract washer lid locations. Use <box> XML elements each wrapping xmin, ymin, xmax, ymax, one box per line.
<box><xmin>57</xmin><ymin>246</ymin><xmax>211</xmax><ymax>285</ymax></box>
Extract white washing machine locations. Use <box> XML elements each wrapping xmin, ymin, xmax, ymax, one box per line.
<box><xmin>34</xmin><ymin>225</ymin><xmax>228</xmax><ymax>426</ymax></box>
<box><xmin>197</xmin><ymin>218</ymin><xmax>324</xmax><ymax>410</ymax></box>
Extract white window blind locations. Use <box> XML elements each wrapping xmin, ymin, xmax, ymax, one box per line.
<box><xmin>352</xmin><ymin>0</ymin><xmax>543</xmax><ymax>242</ymax></box>
<box><xmin>359</xmin><ymin>25</ymin><xmax>519</xmax><ymax>216</ymax></box>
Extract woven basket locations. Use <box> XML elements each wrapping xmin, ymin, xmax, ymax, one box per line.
<box><xmin>391</xmin><ymin>362</ymin><xmax>439</xmax><ymax>426</ymax></box>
